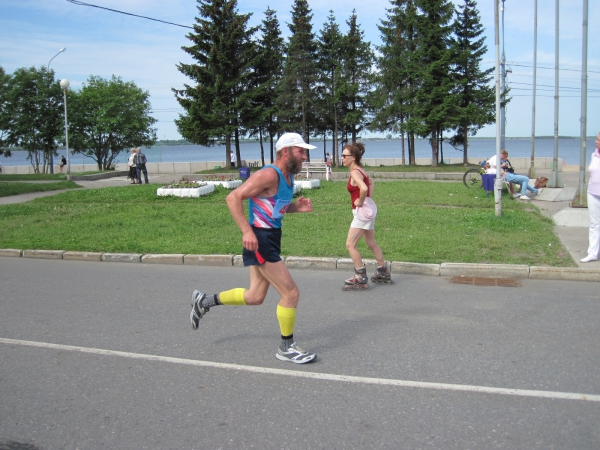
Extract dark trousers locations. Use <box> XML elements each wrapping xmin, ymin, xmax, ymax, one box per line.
<box><xmin>136</xmin><ymin>164</ymin><xmax>148</xmax><ymax>184</ymax></box>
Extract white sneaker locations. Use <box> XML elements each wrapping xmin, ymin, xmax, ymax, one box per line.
<box><xmin>518</xmin><ymin>195</ymin><xmax>530</xmax><ymax>200</ymax></box>
<box><xmin>580</xmin><ymin>255</ymin><xmax>598</xmax><ymax>263</ymax></box>
<box><xmin>512</xmin><ymin>194</ymin><xmax>521</xmax><ymax>199</ymax></box>
<box><xmin>536</xmin><ymin>188</ymin><xmax>543</xmax><ymax>195</ymax></box>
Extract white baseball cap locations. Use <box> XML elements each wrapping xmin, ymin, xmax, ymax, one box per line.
<box><xmin>275</xmin><ymin>132</ymin><xmax>317</xmax><ymax>151</ymax></box>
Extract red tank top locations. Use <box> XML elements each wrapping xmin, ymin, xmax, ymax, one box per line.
<box><xmin>347</xmin><ymin>169</ymin><xmax>371</xmax><ymax>210</ymax></box>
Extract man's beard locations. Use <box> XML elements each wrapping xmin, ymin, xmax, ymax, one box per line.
<box><xmin>286</xmin><ymin>154</ymin><xmax>303</xmax><ymax>174</ymax></box>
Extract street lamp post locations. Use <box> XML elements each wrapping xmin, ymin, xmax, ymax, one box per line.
<box><xmin>60</xmin><ymin>79</ymin><xmax>71</xmax><ymax>181</ymax></box>
<box><xmin>47</xmin><ymin>48</ymin><xmax>66</xmax><ymax>71</ymax></box>
<box><xmin>47</xmin><ymin>48</ymin><xmax>66</xmax><ymax>175</ymax></box>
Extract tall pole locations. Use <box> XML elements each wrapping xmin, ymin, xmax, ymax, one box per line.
<box><xmin>494</xmin><ymin>0</ymin><xmax>502</xmax><ymax>216</ymax></box>
<box><xmin>47</xmin><ymin>48</ymin><xmax>66</xmax><ymax>175</ymax></box>
<box><xmin>60</xmin><ymin>79</ymin><xmax>71</xmax><ymax>181</ymax></box>
<box><xmin>500</xmin><ymin>0</ymin><xmax>506</xmax><ymax>152</ymax></box>
<box><xmin>529</xmin><ymin>0</ymin><xmax>538</xmax><ymax>179</ymax></box>
<box><xmin>571</xmin><ymin>0</ymin><xmax>588</xmax><ymax>207</ymax></box>
<box><xmin>548</xmin><ymin>0</ymin><xmax>564</xmax><ymax>187</ymax></box>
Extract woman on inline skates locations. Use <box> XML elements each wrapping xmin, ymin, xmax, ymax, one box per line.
<box><xmin>341</xmin><ymin>142</ymin><xmax>392</xmax><ymax>290</ymax></box>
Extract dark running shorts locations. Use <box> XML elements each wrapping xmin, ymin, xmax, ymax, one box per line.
<box><xmin>242</xmin><ymin>226</ymin><xmax>282</xmax><ymax>266</ymax></box>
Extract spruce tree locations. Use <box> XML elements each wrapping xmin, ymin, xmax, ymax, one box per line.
<box><xmin>371</xmin><ymin>0</ymin><xmax>419</xmax><ymax>164</ymax></box>
<box><xmin>339</xmin><ymin>10</ymin><xmax>375</xmax><ymax>144</ymax></box>
<box><xmin>451</xmin><ymin>0</ymin><xmax>495</xmax><ymax>164</ymax></box>
<box><xmin>413</xmin><ymin>0</ymin><xmax>456</xmax><ymax>167</ymax></box>
<box><xmin>252</xmin><ymin>8</ymin><xmax>284</xmax><ymax>165</ymax></box>
<box><xmin>277</xmin><ymin>0</ymin><xmax>318</xmax><ymax>157</ymax></box>
<box><xmin>174</xmin><ymin>0</ymin><xmax>257</xmax><ymax>167</ymax></box>
<box><xmin>316</xmin><ymin>11</ymin><xmax>344</xmax><ymax>165</ymax></box>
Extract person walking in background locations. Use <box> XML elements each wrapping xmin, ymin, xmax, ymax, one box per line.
<box><xmin>341</xmin><ymin>142</ymin><xmax>392</xmax><ymax>290</ymax></box>
<box><xmin>581</xmin><ymin>132</ymin><xmax>600</xmax><ymax>263</ymax></box>
<box><xmin>134</xmin><ymin>147</ymin><xmax>148</xmax><ymax>184</ymax></box>
<box><xmin>128</xmin><ymin>148</ymin><xmax>138</xmax><ymax>184</ymax></box>
<box><xmin>230</xmin><ymin>150</ymin><xmax>237</xmax><ymax>168</ymax></box>
<box><xmin>189</xmin><ymin>132</ymin><xmax>317</xmax><ymax>364</ymax></box>
<box><xmin>58</xmin><ymin>155</ymin><xmax>66</xmax><ymax>174</ymax></box>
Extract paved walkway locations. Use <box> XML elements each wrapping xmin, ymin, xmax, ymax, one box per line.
<box><xmin>1</xmin><ymin>169</ymin><xmax>597</xmax><ymax>270</ymax></box>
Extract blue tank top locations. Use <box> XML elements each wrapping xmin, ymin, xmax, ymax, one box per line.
<box><xmin>248</xmin><ymin>165</ymin><xmax>294</xmax><ymax>229</ymax></box>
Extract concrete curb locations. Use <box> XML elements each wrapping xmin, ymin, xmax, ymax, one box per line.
<box><xmin>440</xmin><ymin>263</ymin><xmax>530</xmax><ymax>279</ymax></box>
<box><xmin>2</xmin><ymin>248</ymin><xmax>599</xmax><ymax>282</ymax></box>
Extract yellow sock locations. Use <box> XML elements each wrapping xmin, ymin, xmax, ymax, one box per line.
<box><xmin>276</xmin><ymin>305</ymin><xmax>296</xmax><ymax>337</ymax></box>
<box><xmin>218</xmin><ymin>288</ymin><xmax>247</xmax><ymax>306</ymax></box>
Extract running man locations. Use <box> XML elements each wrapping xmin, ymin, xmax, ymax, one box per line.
<box><xmin>189</xmin><ymin>132</ymin><xmax>317</xmax><ymax>364</ymax></box>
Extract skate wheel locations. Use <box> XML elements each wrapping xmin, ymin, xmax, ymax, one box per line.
<box><xmin>372</xmin><ymin>280</ymin><xmax>395</xmax><ymax>285</ymax></box>
<box><xmin>342</xmin><ymin>284</ymin><xmax>369</xmax><ymax>291</ymax></box>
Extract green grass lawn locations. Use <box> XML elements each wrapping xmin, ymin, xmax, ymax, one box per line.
<box><xmin>0</xmin><ymin>180</ymin><xmax>574</xmax><ymax>267</ymax></box>
<box><xmin>0</xmin><ymin>181</ymin><xmax>82</xmax><ymax>197</ymax></box>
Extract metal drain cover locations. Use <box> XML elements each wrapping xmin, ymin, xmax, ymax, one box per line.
<box><xmin>450</xmin><ymin>276</ymin><xmax>521</xmax><ymax>287</ymax></box>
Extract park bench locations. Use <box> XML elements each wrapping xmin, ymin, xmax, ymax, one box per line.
<box><xmin>302</xmin><ymin>161</ymin><xmax>331</xmax><ymax>181</ymax></box>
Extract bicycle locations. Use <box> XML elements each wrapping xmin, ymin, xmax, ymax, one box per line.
<box><xmin>463</xmin><ymin>163</ymin><xmax>486</xmax><ymax>189</ymax></box>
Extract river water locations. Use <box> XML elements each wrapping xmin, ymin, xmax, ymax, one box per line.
<box><xmin>1</xmin><ymin>137</ymin><xmax>596</xmax><ymax>167</ymax></box>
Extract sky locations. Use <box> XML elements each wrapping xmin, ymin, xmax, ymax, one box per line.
<box><xmin>0</xmin><ymin>0</ymin><xmax>598</xmax><ymax>141</ymax></box>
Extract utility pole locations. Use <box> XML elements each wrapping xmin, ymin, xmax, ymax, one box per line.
<box><xmin>47</xmin><ymin>48</ymin><xmax>66</xmax><ymax>175</ymax></box>
<box><xmin>499</xmin><ymin>0</ymin><xmax>506</xmax><ymax>152</ymax></box>
<box><xmin>571</xmin><ymin>0</ymin><xmax>588</xmax><ymax>207</ymax></box>
<box><xmin>529</xmin><ymin>0</ymin><xmax>538</xmax><ymax>179</ymax></box>
<box><xmin>494</xmin><ymin>0</ymin><xmax>503</xmax><ymax>216</ymax></box>
<box><xmin>548</xmin><ymin>0</ymin><xmax>564</xmax><ymax>187</ymax></box>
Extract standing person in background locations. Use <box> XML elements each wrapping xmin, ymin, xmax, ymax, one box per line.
<box><xmin>59</xmin><ymin>156</ymin><xmax>66</xmax><ymax>174</ymax></box>
<box><xmin>128</xmin><ymin>148</ymin><xmax>138</xmax><ymax>184</ymax></box>
<box><xmin>230</xmin><ymin>150</ymin><xmax>237</xmax><ymax>168</ymax></box>
<box><xmin>189</xmin><ymin>132</ymin><xmax>317</xmax><ymax>364</ymax></box>
<box><xmin>581</xmin><ymin>132</ymin><xmax>600</xmax><ymax>263</ymax></box>
<box><xmin>341</xmin><ymin>142</ymin><xmax>392</xmax><ymax>290</ymax></box>
<box><xmin>134</xmin><ymin>147</ymin><xmax>148</xmax><ymax>184</ymax></box>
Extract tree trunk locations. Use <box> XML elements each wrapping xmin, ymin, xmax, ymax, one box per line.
<box><xmin>439</xmin><ymin>129</ymin><xmax>444</xmax><ymax>164</ymax></box>
<box><xmin>408</xmin><ymin>132</ymin><xmax>415</xmax><ymax>165</ymax></box>
<box><xmin>462</xmin><ymin>124</ymin><xmax>469</xmax><ymax>165</ymax></box>
<box><xmin>401</xmin><ymin>129</ymin><xmax>405</xmax><ymax>166</ymax></box>
<box><xmin>225</xmin><ymin>134</ymin><xmax>231</xmax><ymax>169</ymax></box>
<box><xmin>234</xmin><ymin>129</ymin><xmax>241</xmax><ymax>170</ymax></box>
<box><xmin>431</xmin><ymin>129</ymin><xmax>438</xmax><ymax>167</ymax></box>
<box><xmin>259</xmin><ymin>127</ymin><xmax>265</xmax><ymax>167</ymax></box>
<box><xmin>269</xmin><ymin>114</ymin><xmax>275</xmax><ymax>164</ymax></box>
<box><xmin>333</xmin><ymin>106</ymin><xmax>339</xmax><ymax>167</ymax></box>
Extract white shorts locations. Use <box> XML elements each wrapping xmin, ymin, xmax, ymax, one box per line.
<box><xmin>350</xmin><ymin>208</ymin><xmax>376</xmax><ymax>230</ymax></box>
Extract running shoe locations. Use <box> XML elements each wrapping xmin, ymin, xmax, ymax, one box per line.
<box><xmin>512</xmin><ymin>193</ymin><xmax>521</xmax><ymax>199</ymax></box>
<box><xmin>518</xmin><ymin>195</ymin><xmax>530</xmax><ymax>200</ymax></box>
<box><xmin>276</xmin><ymin>342</ymin><xmax>317</xmax><ymax>364</ymax></box>
<box><xmin>189</xmin><ymin>290</ymin><xmax>208</xmax><ymax>330</ymax></box>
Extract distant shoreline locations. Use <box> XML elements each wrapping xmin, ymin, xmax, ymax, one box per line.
<box><xmin>153</xmin><ymin>136</ymin><xmax>595</xmax><ymax>146</ymax></box>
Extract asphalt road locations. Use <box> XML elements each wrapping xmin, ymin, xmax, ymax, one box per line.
<box><xmin>1</xmin><ymin>257</ymin><xmax>599</xmax><ymax>450</ymax></box>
